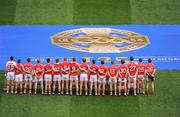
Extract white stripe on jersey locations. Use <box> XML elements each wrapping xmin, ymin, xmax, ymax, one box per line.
<box><xmin>6</xmin><ymin>61</ymin><xmax>16</xmax><ymax>71</ymax></box>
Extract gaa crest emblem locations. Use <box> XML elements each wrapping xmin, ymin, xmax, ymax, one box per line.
<box><xmin>51</xmin><ymin>28</ymin><xmax>150</xmax><ymax>53</ymax></box>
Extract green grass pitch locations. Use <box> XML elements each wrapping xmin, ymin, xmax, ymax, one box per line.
<box><xmin>0</xmin><ymin>70</ymin><xmax>180</xmax><ymax>117</ymax></box>
<box><xmin>0</xmin><ymin>0</ymin><xmax>180</xmax><ymax>24</ymax></box>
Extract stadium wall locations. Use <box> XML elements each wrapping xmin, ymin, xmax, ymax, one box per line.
<box><xmin>0</xmin><ymin>25</ymin><xmax>180</xmax><ymax>70</ymax></box>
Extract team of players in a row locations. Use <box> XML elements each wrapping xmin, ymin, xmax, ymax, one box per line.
<box><xmin>5</xmin><ymin>56</ymin><xmax>156</xmax><ymax>96</ymax></box>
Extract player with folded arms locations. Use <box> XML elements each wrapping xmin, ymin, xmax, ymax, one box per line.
<box><xmin>14</xmin><ymin>59</ymin><xmax>24</xmax><ymax>94</ymax></box>
<box><xmin>61</xmin><ymin>58</ymin><xmax>70</xmax><ymax>95</ymax></box>
<box><xmin>33</xmin><ymin>59</ymin><xmax>44</xmax><ymax>95</ymax></box>
<box><xmin>118</xmin><ymin>59</ymin><xmax>128</xmax><ymax>96</ymax></box>
<box><xmin>127</xmin><ymin>56</ymin><xmax>138</xmax><ymax>96</ymax></box>
<box><xmin>108</xmin><ymin>61</ymin><xmax>118</xmax><ymax>96</ymax></box>
<box><xmin>52</xmin><ymin>59</ymin><xmax>61</xmax><ymax>95</ymax></box>
<box><xmin>79</xmin><ymin>58</ymin><xmax>89</xmax><ymax>95</ymax></box>
<box><xmin>146</xmin><ymin>59</ymin><xmax>156</xmax><ymax>95</ymax></box>
<box><xmin>89</xmin><ymin>60</ymin><xmax>99</xmax><ymax>96</ymax></box>
<box><xmin>98</xmin><ymin>60</ymin><xmax>108</xmax><ymax>96</ymax></box>
<box><xmin>23</xmin><ymin>58</ymin><xmax>34</xmax><ymax>94</ymax></box>
<box><xmin>137</xmin><ymin>58</ymin><xmax>146</xmax><ymax>95</ymax></box>
<box><xmin>5</xmin><ymin>56</ymin><xmax>16</xmax><ymax>94</ymax></box>
<box><xmin>69</xmin><ymin>58</ymin><xmax>79</xmax><ymax>96</ymax></box>
<box><xmin>44</xmin><ymin>58</ymin><xmax>53</xmax><ymax>95</ymax></box>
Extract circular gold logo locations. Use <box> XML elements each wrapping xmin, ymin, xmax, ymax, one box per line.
<box><xmin>51</xmin><ymin>28</ymin><xmax>150</xmax><ymax>53</ymax></box>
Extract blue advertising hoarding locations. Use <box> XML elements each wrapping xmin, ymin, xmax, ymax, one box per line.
<box><xmin>0</xmin><ymin>25</ymin><xmax>180</xmax><ymax>70</ymax></box>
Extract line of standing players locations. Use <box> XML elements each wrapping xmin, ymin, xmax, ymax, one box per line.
<box><xmin>5</xmin><ymin>56</ymin><xmax>156</xmax><ymax>96</ymax></box>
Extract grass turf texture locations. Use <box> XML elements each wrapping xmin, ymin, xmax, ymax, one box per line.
<box><xmin>0</xmin><ymin>0</ymin><xmax>180</xmax><ymax>24</ymax></box>
<box><xmin>0</xmin><ymin>70</ymin><xmax>180</xmax><ymax>117</ymax></box>
<box><xmin>0</xmin><ymin>0</ymin><xmax>180</xmax><ymax>117</ymax></box>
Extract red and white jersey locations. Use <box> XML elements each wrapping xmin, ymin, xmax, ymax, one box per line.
<box><xmin>146</xmin><ymin>63</ymin><xmax>156</xmax><ymax>76</ymax></box>
<box><xmin>108</xmin><ymin>65</ymin><xmax>118</xmax><ymax>77</ymax></box>
<box><xmin>44</xmin><ymin>63</ymin><xmax>53</xmax><ymax>75</ymax></box>
<box><xmin>98</xmin><ymin>65</ymin><xmax>108</xmax><ymax>76</ymax></box>
<box><xmin>34</xmin><ymin>63</ymin><xmax>44</xmax><ymax>77</ymax></box>
<box><xmin>6</xmin><ymin>61</ymin><xmax>16</xmax><ymax>72</ymax></box>
<box><xmin>70</xmin><ymin>62</ymin><xmax>79</xmax><ymax>76</ymax></box>
<box><xmin>15</xmin><ymin>63</ymin><xmax>23</xmax><ymax>75</ymax></box>
<box><xmin>128</xmin><ymin>61</ymin><xmax>138</xmax><ymax>76</ymax></box>
<box><xmin>137</xmin><ymin>63</ymin><xmax>146</xmax><ymax>75</ymax></box>
<box><xmin>118</xmin><ymin>64</ymin><xmax>128</xmax><ymax>78</ymax></box>
<box><xmin>24</xmin><ymin>63</ymin><xmax>34</xmax><ymax>74</ymax></box>
<box><xmin>89</xmin><ymin>64</ymin><xmax>99</xmax><ymax>75</ymax></box>
<box><xmin>61</xmin><ymin>61</ymin><xmax>69</xmax><ymax>75</ymax></box>
<box><xmin>53</xmin><ymin>63</ymin><xmax>61</xmax><ymax>75</ymax></box>
<box><xmin>79</xmin><ymin>63</ymin><xmax>89</xmax><ymax>73</ymax></box>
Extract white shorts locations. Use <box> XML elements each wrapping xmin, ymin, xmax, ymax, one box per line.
<box><xmin>90</xmin><ymin>75</ymin><xmax>97</xmax><ymax>82</ymax></box>
<box><xmin>137</xmin><ymin>75</ymin><xmax>144</xmax><ymax>81</ymax></box>
<box><xmin>34</xmin><ymin>76</ymin><xmax>43</xmax><ymax>82</ymax></box>
<box><xmin>128</xmin><ymin>76</ymin><xmax>136</xmax><ymax>82</ymax></box>
<box><xmin>62</xmin><ymin>74</ymin><xmax>69</xmax><ymax>81</ymax></box>
<box><xmin>119</xmin><ymin>78</ymin><xmax>127</xmax><ymax>82</ymax></box>
<box><xmin>24</xmin><ymin>74</ymin><xmax>33</xmax><ymax>81</ymax></box>
<box><xmin>70</xmin><ymin>75</ymin><xmax>78</xmax><ymax>81</ymax></box>
<box><xmin>44</xmin><ymin>74</ymin><xmax>52</xmax><ymax>81</ymax></box>
<box><xmin>15</xmin><ymin>74</ymin><xmax>23</xmax><ymax>82</ymax></box>
<box><xmin>53</xmin><ymin>75</ymin><xmax>61</xmax><ymax>82</ymax></box>
<box><xmin>98</xmin><ymin>76</ymin><xmax>106</xmax><ymax>84</ymax></box>
<box><xmin>6</xmin><ymin>72</ymin><xmax>15</xmax><ymax>81</ymax></box>
<box><xmin>80</xmin><ymin>74</ymin><xmax>88</xmax><ymax>81</ymax></box>
<box><xmin>109</xmin><ymin>77</ymin><xmax>117</xmax><ymax>84</ymax></box>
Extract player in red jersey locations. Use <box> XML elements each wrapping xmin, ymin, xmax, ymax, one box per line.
<box><xmin>69</xmin><ymin>58</ymin><xmax>79</xmax><ymax>95</ymax></box>
<box><xmin>44</xmin><ymin>58</ymin><xmax>53</xmax><ymax>95</ymax></box>
<box><xmin>137</xmin><ymin>58</ymin><xmax>146</xmax><ymax>95</ymax></box>
<box><xmin>79</xmin><ymin>58</ymin><xmax>89</xmax><ymax>95</ymax></box>
<box><xmin>146</xmin><ymin>59</ymin><xmax>156</xmax><ymax>95</ymax></box>
<box><xmin>98</xmin><ymin>61</ymin><xmax>108</xmax><ymax>96</ymax></box>
<box><xmin>89</xmin><ymin>60</ymin><xmax>98</xmax><ymax>96</ymax></box>
<box><xmin>127</xmin><ymin>56</ymin><xmax>138</xmax><ymax>96</ymax></box>
<box><xmin>118</xmin><ymin>59</ymin><xmax>128</xmax><ymax>96</ymax></box>
<box><xmin>52</xmin><ymin>59</ymin><xmax>61</xmax><ymax>95</ymax></box>
<box><xmin>23</xmin><ymin>58</ymin><xmax>34</xmax><ymax>94</ymax></box>
<box><xmin>108</xmin><ymin>61</ymin><xmax>118</xmax><ymax>96</ymax></box>
<box><xmin>5</xmin><ymin>56</ymin><xmax>16</xmax><ymax>94</ymax></box>
<box><xmin>61</xmin><ymin>58</ymin><xmax>70</xmax><ymax>95</ymax></box>
<box><xmin>14</xmin><ymin>59</ymin><xmax>23</xmax><ymax>94</ymax></box>
<box><xmin>34</xmin><ymin>59</ymin><xmax>44</xmax><ymax>94</ymax></box>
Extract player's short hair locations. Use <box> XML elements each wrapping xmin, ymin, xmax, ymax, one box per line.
<box><xmin>72</xmin><ymin>58</ymin><xmax>76</xmax><ymax>62</ymax></box>
<box><xmin>148</xmin><ymin>58</ymin><xmax>152</xmax><ymax>63</ymax></box>
<box><xmin>121</xmin><ymin>59</ymin><xmax>125</xmax><ymax>64</ymax></box>
<box><xmin>17</xmin><ymin>59</ymin><xmax>21</xmax><ymax>63</ymax></box>
<box><xmin>82</xmin><ymin>58</ymin><xmax>86</xmax><ymax>63</ymax></box>
<box><xmin>37</xmin><ymin>58</ymin><xmax>41</xmax><ymax>63</ymax></box>
<box><xmin>101</xmin><ymin>60</ymin><xmax>105</xmax><ymax>64</ymax></box>
<box><xmin>27</xmin><ymin>58</ymin><xmax>31</xmax><ymax>62</ymax></box>
<box><xmin>64</xmin><ymin>58</ymin><xmax>67</xmax><ymax>61</ymax></box>
<box><xmin>55</xmin><ymin>59</ymin><xmax>59</xmax><ymax>63</ymax></box>
<box><xmin>47</xmin><ymin>58</ymin><xmax>50</xmax><ymax>63</ymax></box>
<box><xmin>130</xmin><ymin>56</ymin><xmax>134</xmax><ymax>61</ymax></box>
<box><xmin>10</xmin><ymin>56</ymin><xmax>14</xmax><ymax>61</ymax></box>
<box><xmin>139</xmin><ymin>58</ymin><xmax>142</xmax><ymax>62</ymax></box>
<box><xmin>111</xmin><ymin>60</ymin><xmax>114</xmax><ymax>65</ymax></box>
<box><xmin>92</xmin><ymin>59</ymin><xmax>96</xmax><ymax>64</ymax></box>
